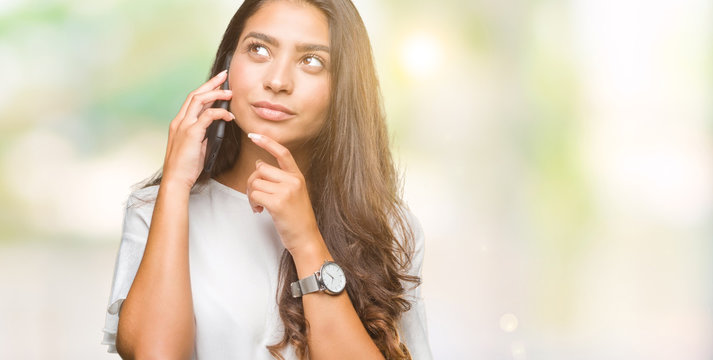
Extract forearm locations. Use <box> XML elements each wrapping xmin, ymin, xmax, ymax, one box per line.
<box><xmin>117</xmin><ymin>180</ymin><xmax>195</xmax><ymax>359</ymax></box>
<box><xmin>293</xmin><ymin>238</ymin><xmax>385</xmax><ymax>360</ymax></box>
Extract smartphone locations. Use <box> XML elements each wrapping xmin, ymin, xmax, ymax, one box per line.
<box><xmin>204</xmin><ymin>53</ymin><xmax>233</xmax><ymax>174</ymax></box>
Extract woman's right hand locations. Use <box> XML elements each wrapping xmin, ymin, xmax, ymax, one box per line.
<box><xmin>161</xmin><ymin>70</ymin><xmax>235</xmax><ymax>190</ymax></box>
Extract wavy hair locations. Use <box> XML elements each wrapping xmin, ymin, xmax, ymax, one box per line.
<box><xmin>140</xmin><ymin>0</ymin><xmax>420</xmax><ymax>358</ymax></box>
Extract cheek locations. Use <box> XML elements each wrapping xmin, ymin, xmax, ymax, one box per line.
<box><xmin>228</xmin><ymin>60</ymin><xmax>264</xmax><ymax>129</ymax></box>
<box><xmin>303</xmin><ymin>78</ymin><xmax>330</xmax><ymax>121</ymax></box>
<box><xmin>230</xmin><ymin>60</ymin><xmax>260</xmax><ymax>98</ymax></box>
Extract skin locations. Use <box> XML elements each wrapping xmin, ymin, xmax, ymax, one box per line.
<box><xmin>116</xmin><ymin>1</ymin><xmax>384</xmax><ymax>359</ymax></box>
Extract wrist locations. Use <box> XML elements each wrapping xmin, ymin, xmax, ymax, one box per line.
<box><xmin>160</xmin><ymin>177</ymin><xmax>194</xmax><ymax>195</ymax></box>
<box><xmin>157</xmin><ymin>178</ymin><xmax>193</xmax><ymax>206</ymax></box>
<box><xmin>290</xmin><ymin>235</ymin><xmax>333</xmax><ymax>279</ymax></box>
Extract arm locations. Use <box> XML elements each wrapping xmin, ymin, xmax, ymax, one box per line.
<box><xmin>116</xmin><ymin>70</ymin><xmax>234</xmax><ymax>359</ymax></box>
<box><xmin>116</xmin><ymin>180</ymin><xmax>194</xmax><ymax>359</ymax></box>
<box><xmin>293</xmin><ymin>241</ymin><xmax>385</xmax><ymax>360</ymax></box>
<box><xmin>246</xmin><ymin>133</ymin><xmax>384</xmax><ymax>360</ymax></box>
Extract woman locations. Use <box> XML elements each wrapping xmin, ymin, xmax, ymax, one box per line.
<box><xmin>102</xmin><ymin>0</ymin><xmax>432</xmax><ymax>359</ymax></box>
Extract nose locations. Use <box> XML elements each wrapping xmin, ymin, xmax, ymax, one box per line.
<box><xmin>263</xmin><ymin>56</ymin><xmax>294</xmax><ymax>95</ymax></box>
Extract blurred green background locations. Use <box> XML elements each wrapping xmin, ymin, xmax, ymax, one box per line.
<box><xmin>1</xmin><ymin>0</ymin><xmax>712</xmax><ymax>358</ymax></box>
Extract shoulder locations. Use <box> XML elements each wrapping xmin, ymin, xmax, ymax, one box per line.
<box><xmin>121</xmin><ymin>179</ymin><xmax>214</xmax><ymax>228</ymax></box>
<box><xmin>392</xmin><ymin>204</ymin><xmax>426</xmax><ymax>278</ymax></box>
<box><xmin>393</xmin><ymin>204</ymin><xmax>425</xmax><ymax>252</ymax></box>
<box><xmin>125</xmin><ymin>184</ymin><xmax>160</xmax><ymax>215</ymax></box>
<box><xmin>126</xmin><ymin>184</ymin><xmax>159</xmax><ymax>207</ymax></box>
<box><xmin>119</xmin><ymin>185</ymin><xmax>159</xmax><ymax>234</ymax></box>
<box><xmin>125</xmin><ymin>178</ymin><xmax>214</xmax><ymax>209</ymax></box>
<box><xmin>404</xmin><ymin>206</ymin><xmax>424</xmax><ymax>245</ymax></box>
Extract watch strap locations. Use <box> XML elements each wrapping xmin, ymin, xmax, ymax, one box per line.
<box><xmin>291</xmin><ymin>273</ymin><xmax>321</xmax><ymax>298</ymax></box>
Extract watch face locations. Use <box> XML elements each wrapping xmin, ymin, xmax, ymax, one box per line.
<box><xmin>321</xmin><ymin>262</ymin><xmax>346</xmax><ymax>293</ymax></box>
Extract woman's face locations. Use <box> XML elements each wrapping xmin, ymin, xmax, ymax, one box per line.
<box><xmin>229</xmin><ymin>0</ymin><xmax>331</xmax><ymax>149</ymax></box>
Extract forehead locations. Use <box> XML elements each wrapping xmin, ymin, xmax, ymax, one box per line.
<box><xmin>243</xmin><ymin>0</ymin><xmax>329</xmax><ymax>47</ymax></box>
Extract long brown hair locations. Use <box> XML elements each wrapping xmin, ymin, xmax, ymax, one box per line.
<box><xmin>140</xmin><ymin>0</ymin><xmax>420</xmax><ymax>358</ymax></box>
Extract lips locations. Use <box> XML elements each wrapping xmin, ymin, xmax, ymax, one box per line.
<box><xmin>250</xmin><ymin>101</ymin><xmax>296</xmax><ymax>121</ymax></box>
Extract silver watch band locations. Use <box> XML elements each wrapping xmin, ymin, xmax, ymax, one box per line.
<box><xmin>291</xmin><ymin>273</ymin><xmax>321</xmax><ymax>297</ymax></box>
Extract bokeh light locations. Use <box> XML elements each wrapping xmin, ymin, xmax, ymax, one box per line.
<box><xmin>500</xmin><ymin>313</ymin><xmax>519</xmax><ymax>333</ymax></box>
<box><xmin>400</xmin><ymin>32</ymin><xmax>441</xmax><ymax>77</ymax></box>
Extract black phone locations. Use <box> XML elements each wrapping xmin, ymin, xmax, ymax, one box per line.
<box><xmin>204</xmin><ymin>53</ymin><xmax>233</xmax><ymax>174</ymax></box>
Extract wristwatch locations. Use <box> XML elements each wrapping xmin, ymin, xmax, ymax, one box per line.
<box><xmin>291</xmin><ymin>260</ymin><xmax>346</xmax><ymax>297</ymax></box>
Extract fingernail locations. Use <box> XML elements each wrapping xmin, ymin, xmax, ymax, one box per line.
<box><xmin>229</xmin><ymin>112</ymin><xmax>235</xmax><ymax>120</ymax></box>
<box><xmin>255</xmin><ymin>159</ymin><xmax>263</xmax><ymax>167</ymax></box>
<box><xmin>247</xmin><ymin>133</ymin><xmax>262</xmax><ymax>141</ymax></box>
<box><xmin>217</xmin><ymin>69</ymin><xmax>227</xmax><ymax>77</ymax></box>
<box><xmin>224</xmin><ymin>89</ymin><xmax>232</xmax><ymax>95</ymax></box>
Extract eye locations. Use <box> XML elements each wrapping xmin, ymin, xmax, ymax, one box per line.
<box><xmin>302</xmin><ymin>55</ymin><xmax>324</xmax><ymax>69</ymax></box>
<box><xmin>248</xmin><ymin>42</ymin><xmax>269</xmax><ymax>58</ymax></box>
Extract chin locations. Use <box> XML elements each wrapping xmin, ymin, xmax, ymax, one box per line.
<box><xmin>237</xmin><ymin>121</ymin><xmax>290</xmax><ymax>145</ymax></box>
<box><xmin>237</xmin><ymin>114</ymin><xmax>320</xmax><ymax>149</ymax></box>
<box><xmin>245</xmin><ymin>123</ymin><xmax>282</xmax><ymax>140</ymax></box>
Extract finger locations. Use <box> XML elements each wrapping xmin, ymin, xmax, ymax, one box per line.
<box><xmin>245</xmin><ymin>177</ymin><xmax>265</xmax><ymax>213</ymax></box>
<box><xmin>195</xmin><ymin>70</ymin><xmax>228</xmax><ymax>94</ymax></box>
<box><xmin>248</xmin><ymin>190</ymin><xmax>272</xmax><ymax>214</ymax></box>
<box><xmin>253</xmin><ymin>160</ymin><xmax>290</xmax><ymax>183</ymax></box>
<box><xmin>184</xmin><ymin>89</ymin><xmax>233</xmax><ymax>123</ymax></box>
<box><xmin>175</xmin><ymin>71</ymin><xmax>227</xmax><ymax>124</ymax></box>
<box><xmin>250</xmin><ymin>178</ymin><xmax>280</xmax><ymax>194</ymax></box>
<box><xmin>245</xmin><ymin>169</ymin><xmax>284</xmax><ymax>211</ymax></box>
<box><xmin>247</xmin><ymin>133</ymin><xmax>300</xmax><ymax>172</ymax></box>
<box><xmin>185</xmin><ymin>83</ymin><xmax>223</xmax><ymax>120</ymax></box>
<box><xmin>201</xmin><ymin>135</ymin><xmax>208</xmax><ymax>159</ymax></box>
<box><xmin>245</xmin><ymin>170</ymin><xmax>263</xmax><ymax>213</ymax></box>
<box><xmin>166</xmin><ymin>124</ymin><xmax>174</xmax><ymax>154</ymax></box>
<box><xmin>193</xmin><ymin>108</ymin><xmax>235</xmax><ymax>131</ymax></box>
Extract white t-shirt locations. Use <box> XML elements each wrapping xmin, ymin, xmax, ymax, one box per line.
<box><xmin>102</xmin><ymin>177</ymin><xmax>432</xmax><ymax>359</ymax></box>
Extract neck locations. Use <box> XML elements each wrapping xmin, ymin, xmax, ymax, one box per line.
<box><xmin>214</xmin><ymin>132</ymin><xmax>312</xmax><ymax>194</ymax></box>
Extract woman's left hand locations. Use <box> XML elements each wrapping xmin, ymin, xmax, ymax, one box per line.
<box><xmin>245</xmin><ymin>133</ymin><xmax>322</xmax><ymax>255</ymax></box>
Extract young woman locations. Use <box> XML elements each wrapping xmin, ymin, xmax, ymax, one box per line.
<box><xmin>102</xmin><ymin>0</ymin><xmax>432</xmax><ymax>359</ymax></box>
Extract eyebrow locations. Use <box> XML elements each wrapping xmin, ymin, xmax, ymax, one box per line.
<box><xmin>242</xmin><ymin>31</ymin><xmax>330</xmax><ymax>54</ymax></box>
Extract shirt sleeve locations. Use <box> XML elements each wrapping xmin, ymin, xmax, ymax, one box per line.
<box><xmin>398</xmin><ymin>209</ymin><xmax>434</xmax><ymax>359</ymax></box>
<box><xmin>101</xmin><ymin>187</ymin><xmax>158</xmax><ymax>353</ymax></box>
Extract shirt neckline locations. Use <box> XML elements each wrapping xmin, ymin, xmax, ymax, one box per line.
<box><xmin>208</xmin><ymin>177</ymin><xmax>248</xmax><ymax>201</ymax></box>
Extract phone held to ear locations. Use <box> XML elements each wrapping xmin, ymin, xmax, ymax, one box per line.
<box><xmin>204</xmin><ymin>53</ymin><xmax>233</xmax><ymax>174</ymax></box>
